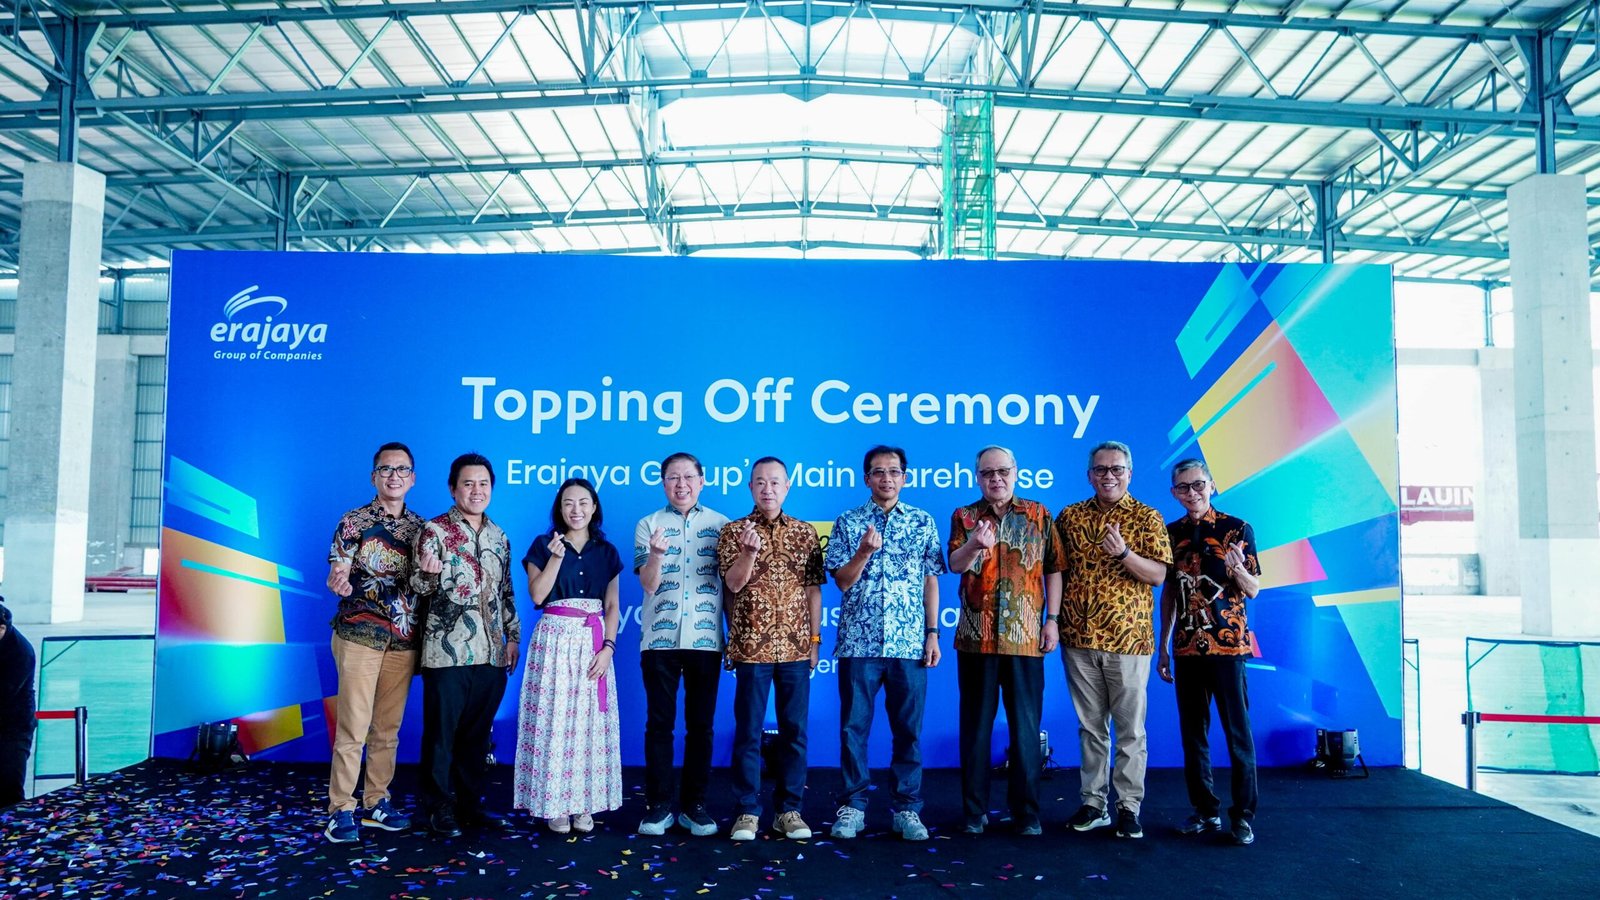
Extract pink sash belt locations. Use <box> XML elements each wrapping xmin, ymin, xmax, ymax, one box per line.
<box><xmin>543</xmin><ymin>603</ymin><xmax>608</xmax><ymax>712</ymax></box>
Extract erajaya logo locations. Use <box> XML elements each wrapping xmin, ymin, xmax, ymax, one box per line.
<box><xmin>209</xmin><ymin>285</ymin><xmax>328</xmax><ymax>361</ymax></box>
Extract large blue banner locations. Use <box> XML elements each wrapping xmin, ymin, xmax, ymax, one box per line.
<box><xmin>156</xmin><ymin>252</ymin><xmax>1402</xmax><ymax>769</ymax></box>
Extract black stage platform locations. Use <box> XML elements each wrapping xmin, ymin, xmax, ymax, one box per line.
<box><xmin>1</xmin><ymin>761</ymin><xmax>1594</xmax><ymax>898</ymax></box>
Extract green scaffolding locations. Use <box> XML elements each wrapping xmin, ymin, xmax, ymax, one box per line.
<box><xmin>1466</xmin><ymin>636</ymin><xmax>1600</xmax><ymax>775</ymax></box>
<box><xmin>941</xmin><ymin>94</ymin><xmax>995</xmax><ymax>260</ymax></box>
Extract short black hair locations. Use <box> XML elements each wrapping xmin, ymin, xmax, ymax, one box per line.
<box><xmin>661</xmin><ymin>452</ymin><xmax>703</xmax><ymax>475</ymax></box>
<box><xmin>0</xmin><ymin>601</ymin><xmax>10</xmax><ymax>628</ymax></box>
<box><xmin>373</xmin><ymin>441</ymin><xmax>414</xmax><ymax>469</ymax></box>
<box><xmin>862</xmin><ymin>445</ymin><xmax>907</xmax><ymax>473</ymax></box>
<box><xmin>750</xmin><ymin>456</ymin><xmax>787</xmax><ymax>476</ymax></box>
<box><xmin>448</xmin><ymin>452</ymin><xmax>495</xmax><ymax>489</ymax></box>
<box><xmin>551</xmin><ymin>477</ymin><xmax>605</xmax><ymax>542</ymax></box>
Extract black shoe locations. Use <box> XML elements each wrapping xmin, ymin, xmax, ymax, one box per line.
<box><xmin>677</xmin><ymin>805</ymin><xmax>718</xmax><ymax>837</ymax></box>
<box><xmin>1178</xmin><ymin>813</ymin><xmax>1222</xmax><ymax>835</ymax></box>
<box><xmin>962</xmin><ymin>814</ymin><xmax>988</xmax><ymax>834</ymax></box>
<box><xmin>429</xmin><ymin>809</ymin><xmax>463</xmax><ymax>838</ymax></box>
<box><xmin>1231</xmin><ymin>819</ymin><xmax>1255</xmax><ymax>846</ymax></box>
<box><xmin>460</xmin><ymin>807</ymin><xmax>508</xmax><ymax>831</ymax></box>
<box><xmin>639</xmin><ymin>805</ymin><xmax>674</xmax><ymax>836</ymax></box>
<box><xmin>1067</xmin><ymin>804</ymin><xmax>1110</xmax><ymax>832</ymax></box>
<box><xmin>1115</xmin><ymin>808</ymin><xmax>1143</xmax><ymax>839</ymax></box>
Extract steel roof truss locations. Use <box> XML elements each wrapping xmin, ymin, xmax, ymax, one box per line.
<box><xmin>203</xmin><ymin>22</ymin><xmax>262</xmax><ymax>94</ymax></box>
<box><xmin>1083</xmin><ymin>17</ymin><xmax>1149</xmax><ymax>94</ymax></box>
<box><xmin>765</xmin><ymin>160</ymin><xmax>806</xmax><ymax>212</ymax></box>
<box><xmin>1420</xmin><ymin>194</ymin><xmax>1466</xmax><ymax>245</ymax></box>
<box><xmin>1187</xmin><ymin>180</ymin><xmax>1232</xmax><ymax>236</ymax></box>
<box><xmin>1002</xmin><ymin>169</ymin><xmax>1050</xmax><ymax>226</ymax></box>
<box><xmin>1217</xmin><ymin>26</ymin><xmax>1280</xmax><ymax>101</ymax></box>
<box><xmin>532</xmin><ymin>8</ymin><xmax>586</xmax><ymax>81</ymax></box>
<box><xmin>333</xmin><ymin>16</ymin><xmax>396</xmax><ymax>90</ymax></box>
<box><xmin>1465</xmin><ymin>196</ymin><xmax>1507</xmax><ymax>251</ymax></box>
<box><xmin>1095</xmin><ymin>174</ymin><xmax>1139</xmax><ymax>228</ymax></box>
<box><xmin>1417</xmin><ymin>39</ymin><xmax>1473</xmax><ymax>108</ymax></box>
<box><xmin>1350</xmin><ymin>33</ymin><xmax>1413</xmax><ymax>107</ymax></box>
<box><xmin>1333</xmin><ymin>126</ymin><xmax>1505</xmax><ymax>229</ymax></box>
<box><xmin>84</xmin><ymin>25</ymin><xmax>133</xmax><ymax>86</ymax></box>
<box><xmin>0</xmin><ymin>0</ymin><xmax>68</xmax><ymax>83</ymax></box>
<box><xmin>1157</xmin><ymin>24</ymin><xmax>1212</xmax><ymax>96</ymax></box>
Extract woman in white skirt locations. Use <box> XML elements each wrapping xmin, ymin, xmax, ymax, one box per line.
<box><xmin>515</xmin><ymin>477</ymin><xmax>623</xmax><ymax>833</ymax></box>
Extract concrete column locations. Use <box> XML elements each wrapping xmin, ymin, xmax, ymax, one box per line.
<box><xmin>1507</xmin><ymin>174</ymin><xmax>1600</xmax><ymax>637</ymax></box>
<box><xmin>87</xmin><ymin>335</ymin><xmax>136</xmax><ymax>576</ymax></box>
<box><xmin>1475</xmin><ymin>348</ymin><xmax>1520</xmax><ymax>596</ymax></box>
<box><xmin>4</xmin><ymin>162</ymin><xmax>104</xmax><ymax>623</ymax></box>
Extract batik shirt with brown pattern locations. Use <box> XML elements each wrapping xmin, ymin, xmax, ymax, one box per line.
<box><xmin>1056</xmin><ymin>493</ymin><xmax>1173</xmax><ymax>656</ymax></box>
<box><xmin>717</xmin><ymin>509</ymin><xmax>825</xmax><ymax>664</ymax></box>
<box><xmin>948</xmin><ymin>497</ymin><xmax>1066</xmax><ymax>657</ymax></box>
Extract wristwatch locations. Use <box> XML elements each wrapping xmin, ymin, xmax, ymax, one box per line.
<box><xmin>811</xmin><ymin>634</ymin><xmax>822</xmax><ymax>645</ymax></box>
<box><xmin>924</xmin><ymin>627</ymin><xmax>939</xmax><ymax>637</ymax></box>
<box><xmin>1115</xmin><ymin>548</ymin><xmax>1130</xmax><ymax>561</ymax></box>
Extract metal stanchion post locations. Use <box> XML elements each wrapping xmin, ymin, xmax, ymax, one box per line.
<box><xmin>73</xmin><ymin>706</ymin><xmax>89</xmax><ymax>785</ymax></box>
<box><xmin>1461</xmin><ymin>711</ymin><xmax>1480</xmax><ymax>791</ymax></box>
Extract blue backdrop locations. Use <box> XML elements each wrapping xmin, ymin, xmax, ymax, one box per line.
<box><xmin>154</xmin><ymin>251</ymin><xmax>1403</xmax><ymax>771</ymax></box>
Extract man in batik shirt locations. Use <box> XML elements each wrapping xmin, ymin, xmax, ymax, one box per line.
<box><xmin>410</xmin><ymin>453</ymin><xmax>520</xmax><ymax>839</ymax></box>
<box><xmin>1158</xmin><ymin>458</ymin><xmax>1261</xmax><ymax>846</ymax></box>
<box><xmin>633</xmin><ymin>451</ymin><xmax>729</xmax><ymax>837</ymax></box>
<box><xmin>1056</xmin><ymin>440</ymin><xmax>1172</xmax><ymax>840</ymax></box>
<box><xmin>948</xmin><ymin>445</ymin><xmax>1064</xmax><ymax>836</ymax></box>
<box><xmin>717</xmin><ymin>457</ymin><xmax>825</xmax><ymax>843</ymax></box>
<box><xmin>826</xmin><ymin>445</ymin><xmax>946</xmax><ymax>842</ymax></box>
<box><xmin>322</xmin><ymin>441</ymin><xmax>426</xmax><ymax>843</ymax></box>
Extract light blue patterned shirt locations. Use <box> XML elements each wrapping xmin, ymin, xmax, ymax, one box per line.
<box><xmin>826</xmin><ymin>499</ymin><xmax>947</xmax><ymax>659</ymax></box>
<box><xmin>633</xmin><ymin>504</ymin><xmax>730</xmax><ymax>652</ymax></box>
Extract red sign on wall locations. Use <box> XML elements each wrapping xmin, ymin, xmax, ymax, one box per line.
<box><xmin>1400</xmin><ymin>485</ymin><xmax>1474</xmax><ymax>524</ymax></box>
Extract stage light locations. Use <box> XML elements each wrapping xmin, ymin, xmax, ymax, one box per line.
<box><xmin>1313</xmin><ymin>727</ymin><xmax>1368</xmax><ymax>778</ymax></box>
<box><xmin>191</xmin><ymin>721</ymin><xmax>248</xmax><ymax>773</ymax></box>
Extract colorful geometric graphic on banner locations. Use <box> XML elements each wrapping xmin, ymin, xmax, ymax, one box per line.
<box><xmin>155</xmin><ymin>254</ymin><xmax>1401</xmax><ymax>767</ymax></box>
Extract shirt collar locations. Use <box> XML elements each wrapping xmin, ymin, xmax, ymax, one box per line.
<box><xmin>1093</xmin><ymin>492</ymin><xmax>1138</xmax><ymax>513</ymax></box>
<box><xmin>971</xmin><ymin>496</ymin><xmax>1021</xmax><ymax>520</ymax></box>
<box><xmin>860</xmin><ymin>498</ymin><xmax>909</xmax><ymax>518</ymax></box>
<box><xmin>663</xmin><ymin>503</ymin><xmax>704</xmax><ymax>518</ymax></box>
<box><xmin>367</xmin><ymin>496</ymin><xmax>410</xmax><ymax>519</ymax></box>
<box><xmin>446</xmin><ymin>505</ymin><xmax>494</xmax><ymax>532</ymax></box>
<box><xmin>746</xmin><ymin>507</ymin><xmax>787</xmax><ymax>528</ymax></box>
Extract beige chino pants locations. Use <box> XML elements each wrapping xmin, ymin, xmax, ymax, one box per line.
<box><xmin>1062</xmin><ymin>647</ymin><xmax>1151</xmax><ymax>814</ymax></box>
<box><xmin>328</xmin><ymin>636</ymin><xmax>416</xmax><ymax>813</ymax></box>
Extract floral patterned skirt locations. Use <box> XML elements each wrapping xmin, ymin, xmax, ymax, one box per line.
<box><xmin>512</xmin><ymin>596</ymin><xmax>622</xmax><ymax>817</ymax></box>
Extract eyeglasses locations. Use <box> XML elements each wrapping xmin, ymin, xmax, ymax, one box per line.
<box><xmin>868</xmin><ymin>467</ymin><xmax>905</xmax><ymax>478</ymax></box>
<box><xmin>663</xmin><ymin>474</ymin><xmax>700</xmax><ymax>484</ymax></box>
<box><xmin>1090</xmin><ymin>465</ymin><xmax>1129</xmax><ymax>477</ymax></box>
<box><xmin>978</xmin><ymin>467</ymin><xmax>1014</xmax><ymax>480</ymax></box>
<box><xmin>1171</xmin><ymin>480</ymin><xmax>1208</xmax><ymax>495</ymax></box>
<box><xmin>373</xmin><ymin>465</ymin><xmax>414</xmax><ymax>477</ymax></box>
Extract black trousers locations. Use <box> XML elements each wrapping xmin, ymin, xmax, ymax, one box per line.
<box><xmin>640</xmin><ymin>649</ymin><xmax>723</xmax><ymax>809</ymax></box>
<box><xmin>956</xmin><ymin>651</ymin><xmax>1043</xmax><ymax>826</ymax></box>
<box><xmin>1174</xmin><ymin>655</ymin><xmax>1258</xmax><ymax>822</ymax></box>
<box><xmin>0</xmin><ymin>733</ymin><xmax>30</xmax><ymax>808</ymax></box>
<box><xmin>421</xmin><ymin>664</ymin><xmax>506</xmax><ymax>814</ymax></box>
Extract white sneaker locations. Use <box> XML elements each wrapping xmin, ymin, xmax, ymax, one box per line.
<box><xmin>830</xmin><ymin>806</ymin><xmax>865</xmax><ymax>839</ymax></box>
<box><xmin>892</xmin><ymin>809</ymin><xmax>929</xmax><ymax>841</ymax></box>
